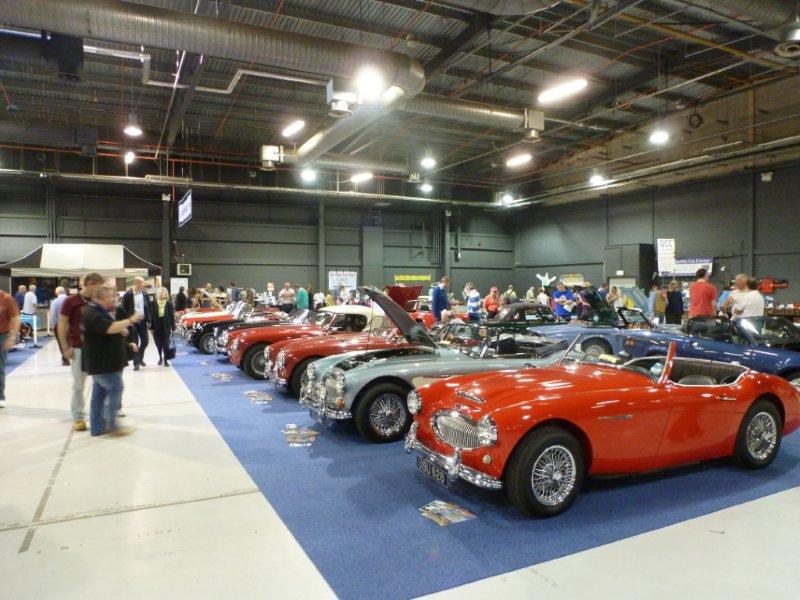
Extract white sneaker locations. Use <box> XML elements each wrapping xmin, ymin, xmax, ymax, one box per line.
<box><xmin>0</xmin><ymin>399</ymin><xmax>6</xmax><ymax>408</ymax></box>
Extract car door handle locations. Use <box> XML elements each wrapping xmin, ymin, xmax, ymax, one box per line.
<box><xmin>717</xmin><ymin>395</ymin><xmax>737</xmax><ymax>402</ymax></box>
<box><xmin>598</xmin><ymin>414</ymin><xmax>634</xmax><ymax>421</ymax></box>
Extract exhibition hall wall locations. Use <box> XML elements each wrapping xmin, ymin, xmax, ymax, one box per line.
<box><xmin>0</xmin><ymin>183</ymin><xmax>514</xmax><ymax>292</ymax></box>
<box><xmin>514</xmin><ymin>161</ymin><xmax>800</xmax><ymax>304</ymax></box>
<box><xmin>1</xmin><ymin>161</ymin><xmax>797</xmax><ymax>300</ymax></box>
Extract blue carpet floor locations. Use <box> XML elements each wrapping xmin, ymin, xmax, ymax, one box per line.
<box><xmin>171</xmin><ymin>340</ymin><xmax>800</xmax><ymax>599</ymax></box>
<box><xmin>5</xmin><ymin>337</ymin><xmax>52</xmax><ymax>376</ymax></box>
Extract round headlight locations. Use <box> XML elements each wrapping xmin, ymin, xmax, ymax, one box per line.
<box><xmin>276</xmin><ymin>349</ymin><xmax>286</xmax><ymax>370</ymax></box>
<box><xmin>306</xmin><ymin>361</ymin><xmax>316</xmax><ymax>380</ymax></box>
<box><xmin>231</xmin><ymin>338</ymin><xmax>240</xmax><ymax>353</ymax></box>
<box><xmin>477</xmin><ymin>415</ymin><xmax>497</xmax><ymax>447</ymax></box>
<box><xmin>407</xmin><ymin>390</ymin><xmax>422</xmax><ymax>415</ymax></box>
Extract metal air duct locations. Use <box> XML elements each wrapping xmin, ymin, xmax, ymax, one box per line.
<box><xmin>0</xmin><ymin>0</ymin><xmax>425</xmax><ymax>164</ymax></box>
<box><xmin>685</xmin><ymin>1</ymin><xmax>800</xmax><ymax>57</ymax></box>
<box><xmin>444</xmin><ymin>1</ymin><xmax>560</xmax><ymax>15</ymax></box>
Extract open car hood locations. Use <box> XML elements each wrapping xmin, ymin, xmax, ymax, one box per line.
<box><xmin>386</xmin><ymin>285</ymin><xmax>423</xmax><ymax>311</ymax></box>
<box><xmin>361</xmin><ymin>286</ymin><xmax>436</xmax><ymax>349</ymax></box>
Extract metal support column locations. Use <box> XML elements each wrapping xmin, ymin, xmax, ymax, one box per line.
<box><xmin>318</xmin><ymin>199</ymin><xmax>326</xmax><ymax>290</ymax></box>
<box><xmin>443</xmin><ymin>210</ymin><xmax>452</xmax><ymax>282</ymax></box>
<box><xmin>161</xmin><ymin>197</ymin><xmax>171</xmax><ymax>287</ymax></box>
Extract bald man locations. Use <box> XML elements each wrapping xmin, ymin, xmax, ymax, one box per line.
<box><xmin>121</xmin><ymin>277</ymin><xmax>151</xmax><ymax>370</ymax></box>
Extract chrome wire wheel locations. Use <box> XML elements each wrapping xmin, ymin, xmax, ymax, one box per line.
<box><xmin>368</xmin><ymin>393</ymin><xmax>406</xmax><ymax>437</ymax></box>
<box><xmin>251</xmin><ymin>352</ymin><xmax>266</xmax><ymax>376</ymax></box>
<box><xmin>531</xmin><ymin>445</ymin><xmax>577</xmax><ymax>507</ymax></box>
<box><xmin>202</xmin><ymin>334</ymin><xmax>215</xmax><ymax>354</ymax></box>
<box><xmin>789</xmin><ymin>376</ymin><xmax>800</xmax><ymax>389</ymax></box>
<box><xmin>746</xmin><ymin>411</ymin><xmax>778</xmax><ymax>461</ymax></box>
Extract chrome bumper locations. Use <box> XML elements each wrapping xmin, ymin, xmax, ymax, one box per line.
<box><xmin>404</xmin><ymin>423</ymin><xmax>503</xmax><ymax>490</ymax></box>
<box><xmin>299</xmin><ymin>383</ymin><xmax>352</xmax><ymax>422</ymax></box>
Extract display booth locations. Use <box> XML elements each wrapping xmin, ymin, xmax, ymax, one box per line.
<box><xmin>0</xmin><ymin>244</ymin><xmax>161</xmax><ymax>345</ymax></box>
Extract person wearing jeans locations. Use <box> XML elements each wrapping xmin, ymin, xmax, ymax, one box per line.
<box><xmin>82</xmin><ymin>286</ymin><xmax>141</xmax><ymax>436</ymax></box>
<box><xmin>0</xmin><ymin>289</ymin><xmax>21</xmax><ymax>408</ymax></box>
<box><xmin>58</xmin><ymin>272</ymin><xmax>105</xmax><ymax>431</ymax></box>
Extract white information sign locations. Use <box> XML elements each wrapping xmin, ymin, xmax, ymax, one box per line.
<box><xmin>657</xmin><ymin>238</ymin><xmax>676</xmax><ymax>276</ymax></box>
<box><xmin>327</xmin><ymin>270</ymin><xmax>358</xmax><ymax>291</ymax></box>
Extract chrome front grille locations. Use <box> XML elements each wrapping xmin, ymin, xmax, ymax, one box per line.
<box><xmin>432</xmin><ymin>412</ymin><xmax>480</xmax><ymax>450</ymax></box>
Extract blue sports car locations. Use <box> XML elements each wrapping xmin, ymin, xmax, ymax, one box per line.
<box><xmin>527</xmin><ymin>307</ymin><xmax>656</xmax><ymax>356</ymax></box>
<box><xmin>620</xmin><ymin>315</ymin><xmax>800</xmax><ymax>386</ymax></box>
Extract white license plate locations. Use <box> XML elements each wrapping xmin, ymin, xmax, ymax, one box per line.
<box><xmin>417</xmin><ymin>456</ymin><xmax>449</xmax><ymax>487</ymax></box>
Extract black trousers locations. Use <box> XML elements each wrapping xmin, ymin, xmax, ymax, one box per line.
<box><xmin>132</xmin><ymin>320</ymin><xmax>149</xmax><ymax>365</ymax></box>
<box><xmin>665</xmin><ymin>312</ymin><xmax>682</xmax><ymax>324</ymax></box>
<box><xmin>152</xmin><ymin>327</ymin><xmax>170</xmax><ymax>359</ymax></box>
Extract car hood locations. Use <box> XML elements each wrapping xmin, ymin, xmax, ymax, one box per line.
<box><xmin>430</xmin><ymin>362</ymin><xmax>652</xmax><ymax>411</ymax></box>
<box><xmin>361</xmin><ymin>286</ymin><xmax>436</xmax><ymax>349</ymax></box>
<box><xmin>335</xmin><ymin>346</ymin><xmax>450</xmax><ymax>372</ymax></box>
<box><xmin>386</xmin><ymin>285</ymin><xmax>423</xmax><ymax>311</ymax></box>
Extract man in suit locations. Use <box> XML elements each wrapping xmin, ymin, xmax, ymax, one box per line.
<box><xmin>431</xmin><ymin>276</ymin><xmax>451</xmax><ymax>323</ymax></box>
<box><xmin>121</xmin><ymin>277</ymin><xmax>151</xmax><ymax>370</ymax></box>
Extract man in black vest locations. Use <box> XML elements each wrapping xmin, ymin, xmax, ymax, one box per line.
<box><xmin>82</xmin><ymin>286</ymin><xmax>142</xmax><ymax>436</ymax></box>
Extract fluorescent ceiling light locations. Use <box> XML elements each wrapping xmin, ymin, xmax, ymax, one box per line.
<box><xmin>123</xmin><ymin>113</ymin><xmax>142</xmax><ymax>137</ymax></box>
<box><xmin>282</xmin><ymin>119</ymin><xmax>305</xmax><ymax>138</ymax></box>
<box><xmin>419</xmin><ymin>181</ymin><xmax>433</xmax><ymax>193</ymax></box>
<box><xmin>505</xmin><ymin>153</ymin><xmax>532</xmax><ymax>168</ymax></box>
<box><xmin>300</xmin><ymin>168</ymin><xmax>316</xmax><ymax>182</ymax></box>
<box><xmin>501</xmin><ymin>193</ymin><xmax>514</xmax><ymax>205</ymax></box>
<box><xmin>420</xmin><ymin>155</ymin><xmax>436</xmax><ymax>169</ymax></box>
<box><xmin>537</xmin><ymin>77</ymin><xmax>588</xmax><ymax>105</ymax></box>
<box><xmin>589</xmin><ymin>174</ymin><xmax>607</xmax><ymax>186</ymax></box>
<box><xmin>351</xmin><ymin>171</ymin><xmax>373</xmax><ymax>184</ymax></box>
<box><xmin>356</xmin><ymin>67</ymin><xmax>384</xmax><ymax>103</ymax></box>
<box><xmin>649</xmin><ymin>129</ymin><xmax>670</xmax><ymax>145</ymax></box>
<box><xmin>124</xmin><ymin>151</ymin><xmax>136</xmax><ymax>165</ymax></box>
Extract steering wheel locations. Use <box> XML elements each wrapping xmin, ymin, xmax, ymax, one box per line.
<box><xmin>720</xmin><ymin>374</ymin><xmax>739</xmax><ymax>385</ymax></box>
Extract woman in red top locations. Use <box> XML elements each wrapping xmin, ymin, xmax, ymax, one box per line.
<box><xmin>483</xmin><ymin>287</ymin><xmax>500</xmax><ymax>319</ymax></box>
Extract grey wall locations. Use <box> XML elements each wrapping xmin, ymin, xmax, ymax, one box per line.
<box><xmin>514</xmin><ymin>163</ymin><xmax>800</xmax><ymax>304</ymax></box>
<box><xmin>0</xmin><ymin>182</ymin><xmax>514</xmax><ymax>295</ymax></box>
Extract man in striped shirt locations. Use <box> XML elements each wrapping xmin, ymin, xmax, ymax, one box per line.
<box><xmin>465</xmin><ymin>283</ymin><xmax>482</xmax><ymax>322</ymax></box>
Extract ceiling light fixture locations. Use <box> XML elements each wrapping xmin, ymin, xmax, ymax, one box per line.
<box><xmin>649</xmin><ymin>128</ymin><xmax>670</xmax><ymax>145</ymax></box>
<box><xmin>355</xmin><ymin>67</ymin><xmax>384</xmax><ymax>103</ymax></box>
<box><xmin>501</xmin><ymin>193</ymin><xmax>514</xmax><ymax>205</ymax></box>
<box><xmin>420</xmin><ymin>155</ymin><xmax>436</xmax><ymax>169</ymax></box>
<box><xmin>124</xmin><ymin>151</ymin><xmax>136</xmax><ymax>165</ymax></box>
<box><xmin>282</xmin><ymin>119</ymin><xmax>305</xmax><ymax>138</ymax></box>
<box><xmin>123</xmin><ymin>113</ymin><xmax>142</xmax><ymax>137</ymax></box>
<box><xmin>537</xmin><ymin>77</ymin><xmax>588</xmax><ymax>105</ymax></box>
<box><xmin>419</xmin><ymin>181</ymin><xmax>433</xmax><ymax>193</ymax></box>
<box><xmin>589</xmin><ymin>173</ymin><xmax>607</xmax><ymax>186</ymax></box>
<box><xmin>300</xmin><ymin>168</ymin><xmax>316</xmax><ymax>183</ymax></box>
<box><xmin>505</xmin><ymin>153</ymin><xmax>532</xmax><ymax>168</ymax></box>
<box><xmin>351</xmin><ymin>171</ymin><xmax>373</xmax><ymax>184</ymax></box>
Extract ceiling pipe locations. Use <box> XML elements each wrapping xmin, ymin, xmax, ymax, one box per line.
<box><xmin>444</xmin><ymin>1</ymin><xmax>560</xmax><ymax>15</ymax></box>
<box><xmin>0</xmin><ymin>0</ymin><xmax>425</xmax><ymax>166</ymax></box>
<box><xmin>511</xmin><ymin>133</ymin><xmax>800</xmax><ymax>206</ymax></box>
<box><xmin>0</xmin><ymin>169</ymin><xmax>488</xmax><ymax>207</ymax></box>
<box><xmin>685</xmin><ymin>1</ymin><xmax>796</xmax><ymax>32</ymax></box>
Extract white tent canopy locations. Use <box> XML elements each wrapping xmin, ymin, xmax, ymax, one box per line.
<box><xmin>0</xmin><ymin>244</ymin><xmax>161</xmax><ymax>278</ymax></box>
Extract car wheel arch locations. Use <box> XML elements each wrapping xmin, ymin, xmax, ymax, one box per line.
<box><xmin>352</xmin><ymin>376</ymin><xmax>413</xmax><ymax>413</ymax></box>
<box><xmin>502</xmin><ymin>418</ymin><xmax>594</xmax><ymax>479</ymax></box>
<box><xmin>750</xmin><ymin>393</ymin><xmax>785</xmax><ymax>428</ymax></box>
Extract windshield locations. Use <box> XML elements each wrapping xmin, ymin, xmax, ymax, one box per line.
<box><xmin>435</xmin><ymin>320</ymin><xmax>482</xmax><ymax>346</ymax></box>
<box><xmin>496</xmin><ymin>304</ymin><xmax>558</xmax><ymax>323</ymax></box>
<box><xmin>559</xmin><ymin>346</ymin><xmax>664</xmax><ymax>379</ymax></box>
<box><xmin>464</xmin><ymin>330</ymin><xmax>564</xmax><ymax>359</ymax></box>
<box><xmin>290</xmin><ymin>309</ymin><xmax>313</xmax><ymax>324</ymax></box>
<box><xmin>738</xmin><ymin>317</ymin><xmax>800</xmax><ymax>345</ymax></box>
<box><xmin>620</xmin><ymin>308</ymin><xmax>653</xmax><ymax>329</ymax></box>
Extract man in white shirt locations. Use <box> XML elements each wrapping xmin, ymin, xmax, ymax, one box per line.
<box><xmin>724</xmin><ymin>274</ymin><xmax>765</xmax><ymax>319</ymax></box>
<box><xmin>535</xmin><ymin>288</ymin><xmax>550</xmax><ymax>306</ymax></box>
<box><xmin>278</xmin><ymin>282</ymin><xmax>296</xmax><ymax>313</ymax></box>
<box><xmin>22</xmin><ymin>285</ymin><xmax>38</xmax><ymax>315</ymax></box>
<box><xmin>50</xmin><ymin>286</ymin><xmax>70</xmax><ymax>365</ymax></box>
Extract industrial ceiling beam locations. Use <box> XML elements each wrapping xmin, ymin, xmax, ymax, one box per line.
<box><xmin>164</xmin><ymin>0</ymin><xmax>232</xmax><ymax>149</ymax></box>
<box><xmin>424</xmin><ymin>12</ymin><xmax>493</xmax><ymax>79</ymax></box>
